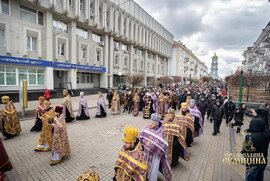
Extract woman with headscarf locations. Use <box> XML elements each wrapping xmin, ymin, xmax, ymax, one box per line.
<box><xmin>95</xmin><ymin>92</ymin><xmax>107</xmax><ymax>118</ymax></box>
<box><xmin>50</xmin><ymin>106</ymin><xmax>70</xmax><ymax>166</ymax></box>
<box><xmin>76</xmin><ymin>92</ymin><xmax>90</xmax><ymax>120</ymax></box>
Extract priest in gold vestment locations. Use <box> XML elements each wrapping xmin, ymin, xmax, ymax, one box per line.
<box><xmin>50</xmin><ymin>106</ymin><xmax>70</xmax><ymax>165</ymax></box>
<box><xmin>0</xmin><ymin>96</ymin><xmax>21</xmax><ymax>140</ymax></box>
<box><xmin>34</xmin><ymin>101</ymin><xmax>55</xmax><ymax>152</ymax></box>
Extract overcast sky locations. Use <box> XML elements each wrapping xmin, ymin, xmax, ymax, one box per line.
<box><xmin>136</xmin><ymin>0</ymin><xmax>270</xmax><ymax>78</ymax></box>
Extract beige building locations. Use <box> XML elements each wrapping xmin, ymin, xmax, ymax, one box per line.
<box><xmin>0</xmin><ymin>0</ymin><xmax>174</xmax><ymax>93</ymax></box>
<box><xmin>170</xmin><ymin>41</ymin><xmax>208</xmax><ymax>81</ymax></box>
<box><xmin>243</xmin><ymin>21</ymin><xmax>270</xmax><ymax>74</ymax></box>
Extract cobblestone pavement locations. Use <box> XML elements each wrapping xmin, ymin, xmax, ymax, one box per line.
<box><xmin>3</xmin><ymin>108</ymin><xmax>253</xmax><ymax>181</ymax></box>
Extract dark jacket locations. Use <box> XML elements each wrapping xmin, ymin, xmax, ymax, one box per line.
<box><xmin>196</xmin><ymin>99</ymin><xmax>208</xmax><ymax>115</ymax></box>
<box><xmin>234</xmin><ymin>106</ymin><xmax>246</xmax><ymax>124</ymax></box>
<box><xmin>106</xmin><ymin>91</ymin><xmax>113</xmax><ymax>101</ymax></box>
<box><xmin>243</xmin><ymin>118</ymin><xmax>270</xmax><ymax>164</ymax></box>
<box><xmin>211</xmin><ymin>105</ymin><xmax>224</xmax><ymax>120</ymax></box>
<box><xmin>224</xmin><ymin>101</ymin><xmax>236</xmax><ymax>115</ymax></box>
<box><xmin>255</xmin><ymin>108</ymin><xmax>269</xmax><ymax>131</ymax></box>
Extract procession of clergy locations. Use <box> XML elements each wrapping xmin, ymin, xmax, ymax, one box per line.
<box><xmin>0</xmin><ymin>86</ymin><xmax>207</xmax><ymax>181</ymax></box>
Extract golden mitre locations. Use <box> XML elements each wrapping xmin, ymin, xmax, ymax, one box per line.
<box><xmin>1</xmin><ymin>96</ymin><xmax>10</xmax><ymax>104</ymax></box>
<box><xmin>77</xmin><ymin>170</ymin><xmax>100</xmax><ymax>181</ymax></box>
<box><xmin>123</xmin><ymin>126</ymin><xmax>139</xmax><ymax>143</ymax></box>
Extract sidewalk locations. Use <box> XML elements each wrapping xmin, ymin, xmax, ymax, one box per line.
<box><xmin>0</xmin><ymin>93</ymin><xmax>107</xmax><ymax>119</ymax></box>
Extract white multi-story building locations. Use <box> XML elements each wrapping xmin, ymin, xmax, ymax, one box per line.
<box><xmin>243</xmin><ymin>21</ymin><xmax>270</xmax><ymax>74</ymax></box>
<box><xmin>0</xmin><ymin>0</ymin><xmax>174</xmax><ymax>94</ymax></box>
<box><xmin>170</xmin><ymin>41</ymin><xmax>208</xmax><ymax>80</ymax></box>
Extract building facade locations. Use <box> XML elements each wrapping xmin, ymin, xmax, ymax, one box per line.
<box><xmin>242</xmin><ymin>21</ymin><xmax>270</xmax><ymax>74</ymax></box>
<box><xmin>170</xmin><ymin>41</ymin><xmax>208</xmax><ymax>81</ymax></box>
<box><xmin>0</xmin><ymin>0</ymin><xmax>174</xmax><ymax>93</ymax></box>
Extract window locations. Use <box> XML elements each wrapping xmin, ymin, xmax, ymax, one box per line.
<box><xmin>53</xmin><ymin>20</ymin><xmax>68</xmax><ymax>32</ymax></box>
<box><xmin>115</xmin><ymin>55</ymin><xmax>118</xmax><ymax>67</ymax></box>
<box><xmin>37</xmin><ymin>69</ymin><xmax>44</xmax><ymax>85</ymax></box>
<box><xmin>124</xmin><ymin>57</ymin><xmax>128</xmax><ymax>66</ymax></box>
<box><xmin>58</xmin><ymin>43</ymin><xmax>65</xmax><ymax>56</ymax></box>
<box><xmin>0</xmin><ymin>0</ymin><xmax>9</xmax><ymax>15</ymax></box>
<box><xmin>18</xmin><ymin>68</ymin><xmax>27</xmax><ymax>83</ymax></box>
<box><xmin>114</xmin><ymin>41</ymin><xmax>120</xmax><ymax>49</ymax></box>
<box><xmin>147</xmin><ymin>62</ymin><xmax>150</xmax><ymax>71</ymax></box>
<box><xmin>28</xmin><ymin>69</ymin><xmax>37</xmax><ymax>85</ymax></box>
<box><xmin>81</xmin><ymin>47</ymin><xmax>86</xmax><ymax>59</ymax></box>
<box><xmin>140</xmin><ymin>61</ymin><xmax>143</xmax><ymax>69</ymax></box>
<box><xmin>0</xmin><ymin>66</ymin><xmax>4</xmax><ymax>85</ymax></box>
<box><xmin>0</xmin><ymin>25</ymin><xmax>5</xmax><ymax>46</ymax></box>
<box><xmin>69</xmin><ymin>0</ymin><xmax>73</xmax><ymax>7</ymax></box>
<box><xmin>96</xmin><ymin>51</ymin><xmax>100</xmax><ymax>62</ymax></box>
<box><xmin>152</xmin><ymin>64</ymin><xmax>155</xmax><ymax>72</ymax></box>
<box><xmin>0</xmin><ymin>66</ymin><xmax>44</xmax><ymax>86</ymax></box>
<box><xmin>79</xmin><ymin>0</ymin><xmax>84</xmax><ymax>12</ymax></box>
<box><xmin>20</xmin><ymin>5</ymin><xmax>43</xmax><ymax>25</ymax></box>
<box><xmin>6</xmin><ymin>67</ymin><xmax>16</xmax><ymax>85</ymax></box>
<box><xmin>27</xmin><ymin>36</ymin><xmax>37</xmax><ymax>51</ymax></box>
<box><xmin>77</xmin><ymin>72</ymin><xmax>93</xmax><ymax>84</ymax></box>
<box><xmin>76</xmin><ymin>27</ymin><xmax>88</xmax><ymax>39</ymax></box>
<box><xmin>134</xmin><ymin>59</ymin><xmax>137</xmax><ymax>69</ymax></box>
<box><xmin>92</xmin><ymin>33</ymin><xmax>102</xmax><ymax>43</ymax></box>
<box><xmin>122</xmin><ymin>44</ymin><xmax>128</xmax><ymax>51</ymax></box>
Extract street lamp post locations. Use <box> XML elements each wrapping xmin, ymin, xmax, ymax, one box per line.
<box><xmin>239</xmin><ymin>69</ymin><xmax>243</xmax><ymax>104</ymax></box>
<box><xmin>246</xmin><ymin>69</ymin><xmax>252</xmax><ymax>102</ymax></box>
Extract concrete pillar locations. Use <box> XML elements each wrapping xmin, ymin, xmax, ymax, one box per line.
<box><xmin>45</xmin><ymin>11</ymin><xmax>54</xmax><ymax>90</ymax></box>
<box><xmin>108</xmin><ymin>36</ymin><xmax>114</xmax><ymax>88</ymax></box>
<box><xmin>94</xmin><ymin>0</ymin><xmax>99</xmax><ymax>26</ymax></box>
<box><xmin>100</xmin><ymin>34</ymin><xmax>109</xmax><ymax>88</ymax></box>
<box><xmin>129</xmin><ymin>44</ymin><xmax>134</xmax><ymax>75</ymax></box>
<box><xmin>155</xmin><ymin>55</ymin><xmax>158</xmax><ymax>78</ymax></box>
<box><xmin>144</xmin><ymin>51</ymin><xmax>148</xmax><ymax>86</ymax></box>
<box><xmin>69</xmin><ymin>21</ymin><xmax>77</xmax><ymax>89</ymax></box>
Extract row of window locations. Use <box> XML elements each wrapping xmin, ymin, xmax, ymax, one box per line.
<box><xmin>0</xmin><ymin>66</ymin><xmax>44</xmax><ymax>86</ymax></box>
<box><xmin>76</xmin><ymin>72</ymin><xmax>94</xmax><ymax>84</ymax></box>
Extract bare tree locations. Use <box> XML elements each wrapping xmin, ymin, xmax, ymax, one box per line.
<box><xmin>159</xmin><ymin>76</ymin><xmax>174</xmax><ymax>86</ymax></box>
<box><xmin>200</xmin><ymin>76</ymin><xmax>213</xmax><ymax>82</ymax></box>
<box><xmin>126</xmin><ymin>74</ymin><xmax>144</xmax><ymax>88</ymax></box>
<box><xmin>148</xmin><ymin>77</ymin><xmax>158</xmax><ymax>87</ymax></box>
<box><xmin>172</xmin><ymin>76</ymin><xmax>182</xmax><ymax>83</ymax></box>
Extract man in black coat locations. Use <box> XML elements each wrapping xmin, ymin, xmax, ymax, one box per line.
<box><xmin>241</xmin><ymin>118</ymin><xmax>269</xmax><ymax>181</ymax></box>
<box><xmin>211</xmin><ymin>99</ymin><xmax>224</xmax><ymax>135</ymax></box>
<box><xmin>224</xmin><ymin>96</ymin><xmax>236</xmax><ymax>125</ymax></box>
<box><xmin>196</xmin><ymin>94</ymin><xmax>208</xmax><ymax>123</ymax></box>
<box><xmin>207</xmin><ymin>94</ymin><xmax>216</xmax><ymax>120</ymax></box>
<box><xmin>106</xmin><ymin>90</ymin><xmax>113</xmax><ymax>108</ymax></box>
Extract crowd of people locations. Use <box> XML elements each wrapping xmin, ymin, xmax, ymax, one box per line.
<box><xmin>0</xmin><ymin>80</ymin><xmax>269</xmax><ymax>181</ymax></box>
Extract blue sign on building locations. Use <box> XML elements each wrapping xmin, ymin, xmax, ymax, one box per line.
<box><xmin>0</xmin><ymin>55</ymin><xmax>51</xmax><ymax>67</ymax></box>
<box><xmin>0</xmin><ymin>55</ymin><xmax>106</xmax><ymax>73</ymax></box>
<box><xmin>53</xmin><ymin>62</ymin><xmax>106</xmax><ymax>73</ymax></box>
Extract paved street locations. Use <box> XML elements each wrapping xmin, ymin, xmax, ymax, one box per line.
<box><xmin>2</xmin><ymin>106</ymin><xmax>251</xmax><ymax>181</ymax></box>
